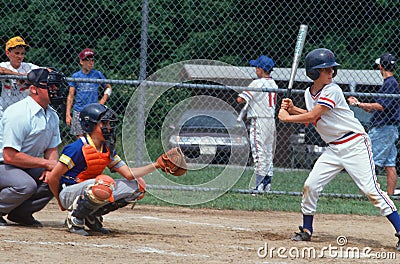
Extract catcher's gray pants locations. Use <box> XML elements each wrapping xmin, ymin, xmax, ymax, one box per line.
<box><xmin>249</xmin><ymin>117</ymin><xmax>275</xmax><ymax>177</ymax></box>
<box><xmin>59</xmin><ymin>178</ymin><xmax>141</xmax><ymax>210</ymax></box>
<box><xmin>0</xmin><ymin>165</ymin><xmax>53</xmax><ymax>216</ymax></box>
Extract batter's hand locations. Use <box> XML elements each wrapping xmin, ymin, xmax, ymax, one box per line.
<box><xmin>281</xmin><ymin>98</ymin><xmax>294</xmax><ymax>112</ymax></box>
<box><xmin>278</xmin><ymin>108</ymin><xmax>290</xmax><ymax>122</ymax></box>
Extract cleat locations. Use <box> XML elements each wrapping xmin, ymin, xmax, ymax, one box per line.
<box><xmin>7</xmin><ymin>213</ymin><xmax>43</xmax><ymax>227</ymax></box>
<box><xmin>68</xmin><ymin>226</ymin><xmax>90</xmax><ymax>236</ymax></box>
<box><xmin>0</xmin><ymin>214</ymin><xmax>7</xmax><ymax>226</ymax></box>
<box><xmin>66</xmin><ymin>212</ymin><xmax>88</xmax><ymax>236</ymax></box>
<box><xmin>395</xmin><ymin>233</ymin><xmax>400</xmax><ymax>251</ymax></box>
<box><xmin>85</xmin><ymin>215</ymin><xmax>110</xmax><ymax>234</ymax></box>
<box><xmin>292</xmin><ymin>226</ymin><xmax>312</xmax><ymax>241</ymax></box>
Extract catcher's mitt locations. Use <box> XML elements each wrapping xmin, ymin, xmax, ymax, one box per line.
<box><xmin>156</xmin><ymin>147</ymin><xmax>187</xmax><ymax>176</ymax></box>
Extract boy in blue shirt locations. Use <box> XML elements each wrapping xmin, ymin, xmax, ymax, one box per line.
<box><xmin>66</xmin><ymin>48</ymin><xmax>112</xmax><ymax>136</ymax></box>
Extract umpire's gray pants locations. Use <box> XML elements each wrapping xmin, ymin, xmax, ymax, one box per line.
<box><xmin>0</xmin><ymin>165</ymin><xmax>53</xmax><ymax>215</ymax></box>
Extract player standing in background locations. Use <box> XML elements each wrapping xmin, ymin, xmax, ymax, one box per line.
<box><xmin>348</xmin><ymin>53</ymin><xmax>400</xmax><ymax>195</ymax></box>
<box><xmin>237</xmin><ymin>55</ymin><xmax>278</xmax><ymax>192</ymax></box>
<box><xmin>66</xmin><ymin>48</ymin><xmax>112</xmax><ymax>137</ymax></box>
<box><xmin>279</xmin><ymin>48</ymin><xmax>400</xmax><ymax>250</ymax></box>
<box><xmin>0</xmin><ymin>36</ymin><xmax>40</xmax><ymax>118</ymax></box>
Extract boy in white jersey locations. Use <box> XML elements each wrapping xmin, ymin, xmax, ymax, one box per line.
<box><xmin>278</xmin><ymin>48</ymin><xmax>400</xmax><ymax>250</ymax></box>
<box><xmin>237</xmin><ymin>55</ymin><xmax>278</xmax><ymax>192</ymax></box>
<box><xmin>0</xmin><ymin>36</ymin><xmax>39</xmax><ymax>118</ymax></box>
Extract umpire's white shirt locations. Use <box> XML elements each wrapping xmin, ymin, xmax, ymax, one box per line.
<box><xmin>0</xmin><ymin>96</ymin><xmax>61</xmax><ymax>162</ymax></box>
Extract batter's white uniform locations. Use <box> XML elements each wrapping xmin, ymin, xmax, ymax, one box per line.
<box><xmin>302</xmin><ymin>83</ymin><xmax>397</xmax><ymax>216</ymax></box>
<box><xmin>0</xmin><ymin>62</ymin><xmax>39</xmax><ymax>118</ymax></box>
<box><xmin>239</xmin><ymin>77</ymin><xmax>278</xmax><ymax>178</ymax></box>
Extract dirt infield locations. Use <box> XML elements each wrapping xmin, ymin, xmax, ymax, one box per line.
<box><xmin>0</xmin><ymin>201</ymin><xmax>398</xmax><ymax>264</ymax></box>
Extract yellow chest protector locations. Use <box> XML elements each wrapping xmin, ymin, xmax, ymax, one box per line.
<box><xmin>76</xmin><ymin>137</ymin><xmax>111</xmax><ymax>183</ymax></box>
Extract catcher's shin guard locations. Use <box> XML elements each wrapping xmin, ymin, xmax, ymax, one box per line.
<box><xmin>91</xmin><ymin>178</ymin><xmax>147</xmax><ymax>217</ymax></box>
<box><xmin>71</xmin><ymin>186</ymin><xmax>109</xmax><ymax>220</ymax></box>
<box><xmin>91</xmin><ymin>199</ymin><xmax>130</xmax><ymax>216</ymax></box>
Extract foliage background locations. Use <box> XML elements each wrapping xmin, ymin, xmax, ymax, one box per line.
<box><xmin>1</xmin><ymin>1</ymin><xmax>399</xmax><ymax>78</ymax></box>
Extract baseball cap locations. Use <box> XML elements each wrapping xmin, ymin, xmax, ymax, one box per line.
<box><xmin>27</xmin><ymin>68</ymin><xmax>66</xmax><ymax>88</ymax></box>
<box><xmin>249</xmin><ymin>55</ymin><xmax>275</xmax><ymax>72</ymax></box>
<box><xmin>5</xmin><ymin>36</ymin><xmax>29</xmax><ymax>52</ymax></box>
<box><xmin>375</xmin><ymin>53</ymin><xmax>397</xmax><ymax>71</ymax></box>
<box><xmin>79</xmin><ymin>48</ymin><xmax>95</xmax><ymax>60</ymax></box>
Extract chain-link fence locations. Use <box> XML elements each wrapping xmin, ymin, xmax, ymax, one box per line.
<box><xmin>1</xmin><ymin>1</ymin><xmax>400</xmax><ymax>199</ymax></box>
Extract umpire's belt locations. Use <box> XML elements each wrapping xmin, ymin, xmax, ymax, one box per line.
<box><xmin>329</xmin><ymin>132</ymin><xmax>362</xmax><ymax>145</ymax></box>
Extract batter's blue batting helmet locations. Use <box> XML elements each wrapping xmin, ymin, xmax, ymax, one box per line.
<box><xmin>305</xmin><ymin>48</ymin><xmax>340</xmax><ymax>80</ymax></box>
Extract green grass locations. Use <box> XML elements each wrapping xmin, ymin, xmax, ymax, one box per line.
<box><xmin>128</xmin><ymin>166</ymin><xmax>399</xmax><ymax>216</ymax></box>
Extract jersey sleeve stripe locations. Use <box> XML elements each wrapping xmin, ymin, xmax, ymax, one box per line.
<box><xmin>319</xmin><ymin>97</ymin><xmax>336</xmax><ymax>106</ymax></box>
<box><xmin>243</xmin><ymin>91</ymin><xmax>254</xmax><ymax>100</ymax></box>
<box><xmin>109</xmin><ymin>155</ymin><xmax>122</xmax><ymax>168</ymax></box>
<box><xmin>318</xmin><ymin>101</ymin><xmax>334</xmax><ymax>109</ymax></box>
<box><xmin>59</xmin><ymin>154</ymin><xmax>75</xmax><ymax>169</ymax></box>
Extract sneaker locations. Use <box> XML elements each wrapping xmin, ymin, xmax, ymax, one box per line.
<box><xmin>262</xmin><ymin>176</ymin><xmax>271</xmax><ymax>191</ymax></box>
<box><xmin>252</xmin><ymin>182</ymin><xmax>271</xmax><ymax>194</ymax></box>
<box><xmin>292</xmin><ymin>226</ymin><xmax>312</xmax><ymax>241</ymax></box>
<box><xmin>66</xmin><ymin>212</ymin><xmax>89</xmax><ymax>236</ymax></box>
<box><xmin>0</xmin><ymin>214</ymin><xmax>7</xmax><ymax>226</ymax></box>
<box><xmin>85</xmin><ymin>215</ymin><xmax>110</xmax><ymax>234</ymax></box>
<box><xmin>395</xmin><ymin>233</ymin><xmax>400</xmax><ymax>251</ymax></box>
<box><xmin>7</xmin><ymin>213</ymin><xmax>43</xmax><ymax>227</ymax></box>
<box><xmin>250</xmin><ymin>184</ymin><xmax>264</xmax><ymax>196</ymax></box>
<box><xmin>256</xmin><ymin>183</ymin><xmax>265</xmax><ymax>192</ymax></box>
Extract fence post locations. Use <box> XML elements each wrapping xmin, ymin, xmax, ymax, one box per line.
<box><xmin>136</xmin><ymin>0</ymin><xmax>150</xmax><ymax>166</ymax></box>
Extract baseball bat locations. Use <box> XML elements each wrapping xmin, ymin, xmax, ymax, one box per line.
<box><xmin>237</xmin><ymin>101</ymin><xmax>249</xmax><ymax>122</ymax></box>
<box><xmin>286</xmin><ymin>24</ymin><xmax>308</xmax><ymax>98</ymax></box>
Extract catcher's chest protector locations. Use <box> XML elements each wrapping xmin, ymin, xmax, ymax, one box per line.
<box><xmin>76</xmin><ymin>139</ymin><xmax>111</xmax><ymax>183</ymax></box>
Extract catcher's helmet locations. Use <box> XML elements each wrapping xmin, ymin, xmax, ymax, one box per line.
<box><xmin>79</xmin><ymin>103</ymin><xmax>118</xmax><ymax>133</ymax></box>
<box><xmin>305</xmin><ymin>48</ymin><xmax>340</xmax><ymax>80</ymax></box>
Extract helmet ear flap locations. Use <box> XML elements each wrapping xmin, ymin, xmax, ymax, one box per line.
<box><xmin>332</xmin><ymin>67</ymin><xmax>338</xmax><ymax>78</ymax></box>
<box><xmin>307</xmin><ymin>66</ymin><xmax>338</xmax><ymax>80</ymax></box>
<box><xmin>307</xmin><ymin>68</ymin><xmax>320</xmax><ymax>80</ymax></box>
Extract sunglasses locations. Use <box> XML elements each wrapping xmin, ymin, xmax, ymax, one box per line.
<box><xmin>83</xmin><ymin>57</ymin><xmax>95</xmax><ymax>62</ymax></box>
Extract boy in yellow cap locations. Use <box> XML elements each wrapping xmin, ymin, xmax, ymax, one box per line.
<box><xmin>0</xmin><ymin>36</ymin><xmax>40</xmax><ymax>118</ymax></box>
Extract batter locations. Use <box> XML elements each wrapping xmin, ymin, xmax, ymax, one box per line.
<box><xmin>278</xmin><ymin>48</ymin><xmax>400</xmax><ymax>250</ymax></box>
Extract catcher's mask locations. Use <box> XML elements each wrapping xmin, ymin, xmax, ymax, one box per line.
<box><xmin>79</xmin><ymin>103</ymin><xmax>119</xmax><ymax>153</ymax></box>
<box><xmin>305</xmin><ymin>48</ymin><xmax>340</xmax><ymax>80</ymax></box>
<box><xmin>26</xmin><ymin>68</ymin><xmax>67</xmax><ymax>105</ymax></box>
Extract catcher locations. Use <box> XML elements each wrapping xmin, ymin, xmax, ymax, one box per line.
<box><xmin>47</xmin><ymin>103</ymin><xmax>186</xmax><ymax>236</ymax></box>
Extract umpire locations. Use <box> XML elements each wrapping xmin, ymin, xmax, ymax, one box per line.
<box><xmin>0</xmin><ymin>68</ymin><xmax>65</xmax><ymax>226</ymax></box>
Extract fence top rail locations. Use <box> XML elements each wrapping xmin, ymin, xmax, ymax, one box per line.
<box><xmin>1</xmin><ymin>75</ymin><xmax>398</xmax><ymax>98</ymax></box>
